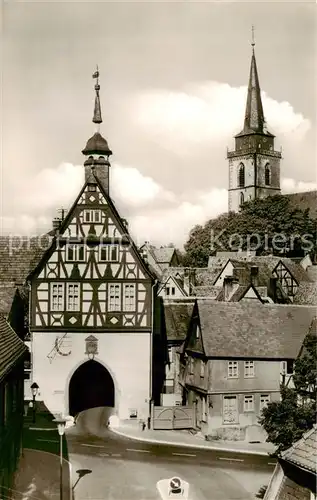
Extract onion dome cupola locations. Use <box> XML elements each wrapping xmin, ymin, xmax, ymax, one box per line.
<box><xmin>82</xmin><ymin>67</ymin><xmax>112</xmax><ymax>193</ymax></box>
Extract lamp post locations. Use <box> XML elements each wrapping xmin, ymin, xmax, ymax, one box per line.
<box><xmin>53</xmin><ymin>417</ymin><xmax>66</xmax><ymax>500</ymax></box>
<box><xmin>30</xmin><ymin>382</ymin><xmax>39</xmax><ymax>423</ymax></box>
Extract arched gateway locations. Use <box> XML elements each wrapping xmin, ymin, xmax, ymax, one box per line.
<box><xmin>68</xmin><ymin>360</ymin><xmax>115</xmax><ymax>416</ymax></box>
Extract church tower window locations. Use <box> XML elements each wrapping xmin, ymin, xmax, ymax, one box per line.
<box><xmin>265</xmin><ymin>164</ymin><xmax>271</xmax><ymax>186</ymax></box>
<box><xmin>238</xmin><ymin>163</ymin><xmax>245</xmax><ymax>188</ymax></box>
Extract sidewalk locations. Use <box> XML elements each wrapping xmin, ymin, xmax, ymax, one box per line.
<box><xmin>12</xmin><ymin>449</ymin><xmax>71</xmax><ymax>500</ymax></box>
<box><xmin>110</xmin><ymin>422</ymin><xmax>276</xmax><ymax>456</ymax></box>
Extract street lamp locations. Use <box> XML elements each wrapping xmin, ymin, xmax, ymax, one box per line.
<box><xmin>30</xmin><ymin>382</ymin><xmax>39</xmax><ymax>423</ymax></box>
<box><xmin>53</xmin><ymin>416</ymin><xmax>66</xmax><ymax>500</ymax></box>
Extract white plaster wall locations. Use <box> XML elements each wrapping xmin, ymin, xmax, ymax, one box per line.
<box><xmin>32</xmin><ymin>331</ymin><xmax>151</xmax><ymax>421</ymax></box>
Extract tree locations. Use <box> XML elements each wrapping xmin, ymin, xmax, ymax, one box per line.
<box><xmin>183</xmin><ymin>195</ymin><xmax>317</xmax><ymax>267</ymax></box>
<box><xmin>259</xmin><ymin>331</ymin><xmax>317</xmax><ymax>455</ymax></box>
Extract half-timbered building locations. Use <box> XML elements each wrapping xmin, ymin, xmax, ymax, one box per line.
<box><xmin>27</xmin><ymin>71</ymin><xmax>156</xmax><ymax>422</ymax></box>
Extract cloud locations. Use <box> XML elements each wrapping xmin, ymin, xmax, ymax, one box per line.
<box><xmin>281</xmin><ymin>178</ymin><xmax>317</xmax><ymax>194</ymax></box>
<box><xmin>131</xmin><ymin>81</ymin><xmax>311</xmax><ymax>154</ymax></box>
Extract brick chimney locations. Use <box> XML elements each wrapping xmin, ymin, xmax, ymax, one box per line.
<box><xmin>267</xmin><ymin>276</ymin><xmax>278</xmax><ymax>303</ymax></box>
<box><xmin>183</xmin><ymin>269</ymin><xmax>196</xmax><ymax>296</ymax></box>
<box><xmin>250</xmin><ymin>265</ymin><xmax>259</xmax><ymax>286</ymax></box>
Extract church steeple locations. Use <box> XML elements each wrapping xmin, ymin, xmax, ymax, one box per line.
<box><xmin>227</xmin><ymin>30</ymin><xmax>282</xmax><ymax>212</ymax></box>
<box><xmin>237</xmin><ymin>27</ymin><xmax>272</xmax><ymax>137</ymax></box>
<box><xmin>82</xmin><ymin>67</ymin><xmax>112</xmax><ymax>194</ymax></box>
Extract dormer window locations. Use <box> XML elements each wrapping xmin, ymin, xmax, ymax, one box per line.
<box><xmin>238</xmin><ymin>163</ymin><xmax>245</xmax><ymax>187</ymax></box>
<box><xmin>265</xmin><ymin>164</ymin><xmax>271</xmax><ymax>186</ymax></box>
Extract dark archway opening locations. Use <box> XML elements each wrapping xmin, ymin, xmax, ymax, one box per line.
<box><xmin>69</xmin><ymin>360</ymin><xmax>115</xmax><ymax>416</ymax></box>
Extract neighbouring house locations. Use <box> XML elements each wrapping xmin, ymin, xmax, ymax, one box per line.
<box><xmin>139</xmin><ymin>243</ymin><xmax>180</xmax><ymax>278</ymax></box>
<box><xmin>264</xmin><ymin>425</ymin><xmax>317</xmax><ymax>500</ymax></box>
<box><xmin>0</xmin><ymin>314</ymin><xmax>28</xmax><ymax>498</ymax></box>
<box><xmin>179</xmin><ymin>300</ymin><xmax>316</xmax><ymax>442</ymax></box>
<box><xmin>161</xmin><ymin>299</ymin><xmax>195</xmax><ymax>406</ymax></box>
<box><xmin>158</xmin><ymin>269</ymin><xmax>196</xmax><ymax>298</ymax></box>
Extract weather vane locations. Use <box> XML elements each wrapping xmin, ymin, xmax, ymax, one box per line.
<box><xmin>251</xmin><ymin>25</ymin><xmax>255</xmax><ymax>47</ymax></box>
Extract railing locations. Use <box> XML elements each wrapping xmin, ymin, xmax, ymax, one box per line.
<box><xmin>227</xmin><ymin>148</ymin><xmax>282</xmax><ymax>159</ymax></box>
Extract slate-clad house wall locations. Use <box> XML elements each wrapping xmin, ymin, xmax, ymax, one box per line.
<box><xmin>181</xmin><ymin>300</ymin><xmax>316</xmax><ymax>441</ymax></box>
<box><xmin>0</xmin><ymin>314</ymin><xmax>27</xmax><ymax>499</ymax></box>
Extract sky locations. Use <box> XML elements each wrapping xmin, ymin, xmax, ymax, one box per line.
<box><xmin>1</xmin><ymin>0</ymin><xmax>316</xmax><ymax>248</ymax></box>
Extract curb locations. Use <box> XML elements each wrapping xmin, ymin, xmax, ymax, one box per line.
<box><xmin>109</xmin><ymin>427</ymin><xmax>274</xmax><ymax>457</ymax></box>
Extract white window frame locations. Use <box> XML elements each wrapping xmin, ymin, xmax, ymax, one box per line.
<box><xmin>228</xmin><ymin>361</ymin><xmax>239</xmax><ymax>379</ymax></box>
<box><xmin>244</xmin><ymin>394</ymin><xmax>254</xmax><ymax>412</ymax></box>
<box><xmin>66</xmin><ymin>244</ymin><xmax>85</xmax><ymax>262</ymax></box>
<box><xmin>244</xmin><ymin>361</ymin><xmax>255</xmax><ymax>378</ymax></box>
<box><xmin>51</xmin><ymin>283</ymin><xmax>64</xmax><ymax>311</ymax></box>
<box><xmin>84</xmin><ymin>209</ymin><xmax>101</xmax><ymax>223</ymax></box>
<box><xmin>108</xmin><ymin>283</ymin><xmax>121</xmax><ymax>311</ymax></box>
<box><xmin>200</xmin><ymin>359</ymin><xmax>205</xmax><ymax>378</ymax></box>
<box><xmin>260</xmin><ymin>394</ymin><xmax>270</xmax><ymax>411</ymax></box>
<box><xmin>99</xmin><ymin>244</ymin><xmax>119</xmax><ymax>262</ymax></box>
<box><xmin>123</xmin><ymin>284</ymin><xmax>136</xmax><ymax>312</ymax></box>
<box><xmin>67</xmin><ymin>283</ymin><xmax>80</xmax><ymax>311</ymax></box>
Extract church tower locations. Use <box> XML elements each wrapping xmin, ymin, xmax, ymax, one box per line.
<box><xmin>227</xmin><ymin>34</ymin><xmax>282</xmax><ymax>212</ymax></box>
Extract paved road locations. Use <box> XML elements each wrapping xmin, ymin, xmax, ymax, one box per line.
<box><xmin>66</xmin><ymin>408</ymin><xmax>274</xmax><ymax>500</ymax></box>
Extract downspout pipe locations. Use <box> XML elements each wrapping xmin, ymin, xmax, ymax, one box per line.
<box><xmin>149</xmin><ymin>279</ymin><xmax>158</xmax><ymax>428</ymax></box>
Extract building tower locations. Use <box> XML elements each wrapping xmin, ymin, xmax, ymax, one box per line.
<box><xmin>82</xmin><ymin>67</ymin><xmax>113</xmax><ymax>195</ymax></box>
<box><xmin>227</xmin><ymin>33</ymin><xmax>282</xmax><ymax>212</ymax></box>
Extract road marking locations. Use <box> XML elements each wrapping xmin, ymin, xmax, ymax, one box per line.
<box><xmin>81</xmin><ymin>444</ymin><xmax>105</xmax><ymax>448</ymax></box>
<box><xmin>218</xmin><ymin>457</ymin><xmax>244</xmax><ymax>462</ymax></box>
<box><xmin>126</xmin><ymin>448</ymin><xmax>150</xmax><ymax>453</ymax></box>
<box><xmin>172</xmin><ymin>452</ymin><xmax>196</xmax><ymax>457</ymax></box>
<box><xmin>99</xmin><ymin>453</ymin><xmax>110</xmax><ymax>457</ymax></box>
<box><xmin>112</xmin><ymin>453</ymin><xmax>122</xmax><ymax>457</ymax></box>
<box><xmin>37</xmin><ymin>438</ymin><xmax>59</xmax><ymax>443</ymax></box>
<box><xmin>268</xmin><ymin>462</ymin><xmax>276</xmax><ymax>465</ymax></box>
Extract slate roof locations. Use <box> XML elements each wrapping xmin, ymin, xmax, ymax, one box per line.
<box><xmin>153</xmin><ymin>247</ymin><xmax>175</xmax><ymax>264</ymax></box>
<box><xmin>163</xmin><ymin>300</ymin><xmax>195</xmax><ymax>342</ymax></box>
<box><xmin>0</xmin><ymin>285</ymin><xmax>18</xmax><ymax>315</ymax></box>
<box><xmin>283</xmin><ymin>190</ymin><xmax>317</xmax><ymax>220</ymax></box>
<box><xmin>0</xmin><ymin>235</ymin><xmax>51</xmax><ymax>284</ymax></box>
<box><xmin>293</xmin><ymin>281</ymin><xmax>317</xmax><ymax>306</ymax></box>
<box><xmin>0</xmin><ymin>313</ymin><xmax>28</xmax><ymax>382</ymax></box>
<box><xmin>195</xmin><ymin>300</ymin><xmax>316</xmax><ymax>359</ymax></box>
<box><xmin>281</xmin><ymin>425</ymin><xmax>317</xmax><ymax>474</ymax></box>
<box><xmin>251</xmin><ymin>256</ymin><xmax>312</xmax><ymax>284</ymax></box>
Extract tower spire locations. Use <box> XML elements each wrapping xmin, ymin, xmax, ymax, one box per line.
<box><xmin>241</xmin><ymin>28</ymin><xmax>266</xmax><ymax>135</ymax></box>
<box><xmin>92</xmin><ymin>65</ymin><xmax>102</xmax><ymax>129</ymax></box>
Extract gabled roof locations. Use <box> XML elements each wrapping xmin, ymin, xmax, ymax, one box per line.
<box><xmin>0</xmin><ymin>235</ymin><xmax>51</xmax><ymax>284</ymax></box>
<box><xmin>0</xmin><ymin>314</ymin><xmax>28</xmax><ymax>382</ymax></box>
<box><xmin>251</xmin><ymin>256</ymin><xmax>312</xmax><ymax>284</ymax></box>
<box><xmin>163</xmin><ymin>300</ymin><xmax>195</xmax><ymax>342</ymax></box>
<box><xmin>158</xmin><ymin>274</ymin><xmax>186</xmax><ymax>296</ymax></box>
<box><xmin>281</xmin><ymin>425</ymin><xmax>317</xmax><ymax>474</ymax></box>
<box><xmin>153</xmin><ymin>247</ymin><xmax>176</xmax><ymax>264</ymax></box>
<box><xmin>29</xmin><ymin>174</ymin><xmax>155</xmax><ymax>282</ymax></box>
<box><xmin>194</xmin><ymin>300</ymin><xmax>316</xmax><ymax>359</ymax></box>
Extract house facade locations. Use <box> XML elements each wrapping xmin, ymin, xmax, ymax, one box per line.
<box><xmin>27</xmin><ymin>72</ymin><xmax>156</xmax><ymax>422</ymax></box>
<box><xmin>0</xmin><ymin>314</ymin><xmax>27</xmax><ymax>499</ymax></box>
<box><xmin>180</xmin><ymin>300</ymin><xmax>316</xmax><ymax>441</ymax></box>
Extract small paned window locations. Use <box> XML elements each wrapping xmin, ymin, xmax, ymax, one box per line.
<box><xmin>108</xmin><ymin>284</ymin><xmax>121</xmax><ymax>311</ymax></box>
<box><xmin>244</xmin><ymin>361</ymin><xmax>255</xmax><ymax>378</ymax></box>
<box><xmin>67</xmin><ymin>244</ymin><xmax>85</xmax><ymax>262</ymax></box>
<box><xmin>67</xmin><ymin>283</ymin><xmax>80</xmax><ymax>311</ymax></box>
<box><xmin>84</xmin><ymin>210</ymin><xmax>101</xmax><ymax>223</ymax></box>
<box><xmin>123</xmin><ymin>284</ymin><xmax>136</xmax><ymax>311</ymax></box>
<box><xmin>260</xmin><ymin>394</ymin><xmax>270</xmax><ymax>410</ymax></box>
<box><xmin>99</xmin><ymin>245</ymin><xmax>119</xmax><ymax>262</ymax></box>
<box><xmin>244</xmin><ymin>395</ymin><xmax>254</xmax><ymax>412</ymax></box>
<box><xmin>228</xmin><ymin>361</ymin><xmax>239</xmax><ymax>378</ymax></box>
<box><xmin>166</xmin><ymin>287</ymin><xmax>170</xmax><ymax>296</ymax></box>
<box><xmin>51</xmin><ymin>283</ymin><xmax>64</xmax><ymax>311</ymax></box>
<box><xmin>171</xmin><ymin>287</ymin><xmax>175</xmax><ymax>295</ymax></box>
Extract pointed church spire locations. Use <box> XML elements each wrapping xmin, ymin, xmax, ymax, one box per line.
<box><xmin>92</xmin><ymin>66</ymin><xmax>102</xmax><ymax>127</ymax></box>
<box><xmin>241</xmin><ymin>27</ymin><xmax>266</xmax><ymax>135</ymax></box>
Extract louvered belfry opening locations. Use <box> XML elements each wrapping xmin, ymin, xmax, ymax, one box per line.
<box><xmin>68</xmin><ymin>360</ymin><xmax>115</xmax><ymax>416</ymax></box>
